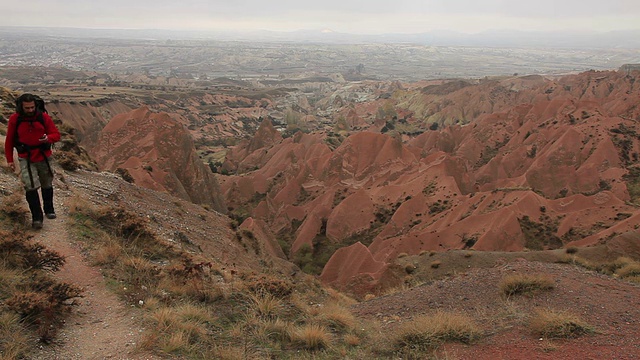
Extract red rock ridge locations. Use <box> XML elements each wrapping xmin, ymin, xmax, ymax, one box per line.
<box><xmin>91</xmin><ymin>106</ymin><xmax>226</xmax><ymax>212</ymax></box>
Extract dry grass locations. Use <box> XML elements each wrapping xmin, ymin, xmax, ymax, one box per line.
<box><xmin>249</xmin><ymin>291</ymin><xmax>282</xmax><ymax>319</ymax></box>
<box><xmin>0</xmin><ymin>312</ymin><xmax>30</xmax><ymax>360</ymax></box>
<box><xmin>0</xmin><ymin>191</ymin><xmax>30</xmax><ymax>226</ymax></box>
<box><xmin>529</xmin><ymin>309</ymin><xmax>595</xmax><ymax>338</ymax></box>
<box><xmin>343</xmin><ymin>333</ymin><xmax>361</xmax><ymax>347</ymax></box>
<box><xmin>325</xmin><ymin>287</ymin><xmax>357</xmax><ymax>307</ymax></box>
<box><xmin>318</xmin><ymin>303</ymin><xmax>356</xmax><ymax>331</ymax></box>
<box><xmin>616</xmin><ymin>262</ymin><xmax>640</xmax><ymax>278</ymax></box>
<box><xmin>290</xmin><ymin>323</ymin><xmax>332</xmax><ymax>350</ymax></box>
<box><xmin>393</xmin><ymin>311</ymin><xmax>482</xmax><ymax>352</ymax></box>
<box><xmin>92</xmin><ymin>241</ymin><xmax>123</xmax><ymax>265</ymax></box>
<box><xmin>141</xmin><ymin>304</ymin><xmax>214</xmax><ymax>356</ymax></box>
<box><xmin>557</xmin><ymin>255</ymin><xmax>640</xmax><ymax>280</ymax></box>
<box><xmin>499</xmin><ymin>273</ymin><xmax>555</xmax><ymax>297</ymax></box>
<box><xmin>260</xmin><ymin>317</ymin><xmax>292</xmax><ymax>342</ymax></box>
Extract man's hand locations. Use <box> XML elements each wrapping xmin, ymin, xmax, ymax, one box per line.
<box><xmin>7</xmin><ymin>162</ymin><xmax>15</xmax><ymax>171</ymax></box>
<box><xmin>39</xmin><ymin>134</ymin><xmax>48</xmax><ymax>143</ymax></box>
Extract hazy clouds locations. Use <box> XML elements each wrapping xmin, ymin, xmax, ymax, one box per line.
<box><xmin>3</xmin><ymin>0</ymin><xmax>640</xmax><ymax>34</ymax></box>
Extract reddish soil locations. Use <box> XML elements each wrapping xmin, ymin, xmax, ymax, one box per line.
<box><xmin>351</xmin><ymin>259</ymin><xmax>640</xmax><ymax>359</ymax></box>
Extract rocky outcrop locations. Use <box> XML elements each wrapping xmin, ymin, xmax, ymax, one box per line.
<box><xmin>92</xmin><ymin>106</ymin><xmax>226</xmax><ymax>213</ymax></box>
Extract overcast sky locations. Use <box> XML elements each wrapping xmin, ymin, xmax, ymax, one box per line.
<box><xmin>4</xmin><ymin>0</ymin><xmax>640</xmax><ymax>34</ymax></box>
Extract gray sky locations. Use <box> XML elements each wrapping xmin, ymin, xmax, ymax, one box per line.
<box><xmin>4</xmin><ymin>0</ymin><xmax>640</xmax><ymax>34</ymax></box>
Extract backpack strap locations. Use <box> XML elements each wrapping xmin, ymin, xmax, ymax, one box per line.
<box><xmin>14</xmin><ymin>112</ymin><xmax>53</xmax><ymax>185</ymax></box>
<box><xmin>14</xmin><ymin>112</ymin><xmax>46</xmax><ymax>149</ymax></box>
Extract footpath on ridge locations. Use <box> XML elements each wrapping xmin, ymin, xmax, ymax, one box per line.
<box><xmin>28</xmin><ymin>179</ymin><xmax>161</xmax><ymax>360</ymax></box>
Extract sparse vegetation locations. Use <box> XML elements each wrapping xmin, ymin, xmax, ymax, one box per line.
<box><xmin>499</xmin><ymin>273</ymin><xmax>555</xmax><ymax>297</ymax></box>
<box><xmin>529</xmin><ymin>309</ymin><xmax>594</xmax><ymax>338</ymax></box>
<box><xmin>556</xmin><ymin>255</ymin><xmax>640</xmax><ymax>282</ymax></box>
<box><xmin>518</xmin><ymin>215</ymin><xmax>562</xmax><ymax>250</ymax></box>
<box><xmin>616</xmin><ymin>263</ymin><xmax>640</xmax><ymax>278</ymax></box>
<box><xmin>64</xmin><ymin>197</ymin><xmax>381</xmax><ymax>359</ymax></box>
<box><xmin>392</xmin><ymin>311</ymin><xmax>481</xmax><ymax>353</ymax></box>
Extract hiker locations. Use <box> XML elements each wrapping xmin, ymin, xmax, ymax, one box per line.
<box><xmin>4</xmin><ymin>93</ymin><xmax>61</xmax><ymax>229</ymax></box>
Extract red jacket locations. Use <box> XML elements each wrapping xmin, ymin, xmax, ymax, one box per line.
<box><xmin>4</xmin><ymin>111</ymin><xmax>61</xmax><ymax>163</ymax></box>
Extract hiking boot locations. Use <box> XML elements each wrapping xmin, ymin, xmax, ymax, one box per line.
<box><xmin>42</xmin><ymin>187</ymin><xmax>55</xmax><ymax>216</ymax></box>
<box><xmin>45</xmin><ymin>213</ymin><xmax>57</xmax><ymax>219</ymax></box>
<box><xmin>26</xmin><ymin>190</ymin><xmax>44</xmax><ymax>227</ymax></box>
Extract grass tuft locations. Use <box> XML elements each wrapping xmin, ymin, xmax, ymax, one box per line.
<box><xmin>290</xmin><ymin>323</ymin><xmax>332</xmax><ymax>350</ymax></box>
<box><xmin>499</xmin><ymin>273</ymin><xmax>555</xmax><ymax>297</ymax></box>
<box><xmin>393</xmin><ymin>311</ymin><xmax>481</xmax><ymax>352</ymax></box>
<box><xmin>529</xmin><ymin>309</ymin><xmax>595</xmax><ymax>338</ymax></box>
<box><xmin>0</xmin><ymin>312</ymin><xmax>30</xmax><ymax>360</ymax></box>
<box><xmin>319</xmin><ymin>303</ymin><xmax>356</xmax><ymax>331</ymax></box>
<box><xmin>616</xmin><ymin>263</ymin><xmax>640</xmax><ymax>278</ymax></box>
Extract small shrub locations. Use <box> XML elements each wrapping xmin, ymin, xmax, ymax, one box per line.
<box><xmin>565</xmin><ymin>247</ymin><xmax>579</xmax><ymax>254</ymax></box>
<box><xmin>404</xmin><ymin>264</ymin><xmax>416</xmax><ymax>274</ymax></box>
<box><xmin>0</xmin><ymin>232</ymin><xmax>65</xmax><ymax>271</ymax></box>
<box><xmin>529</xmin><ymin>309</ymin><xmax>594</xmax><ymax>338</ymax></box>
<box><xmin>5</xmin><ymin>279</ymin><xmax>82</xmax><ymax>342</ymax></box>
<box><xmin>243</xmin><ymin>273</ymin><xmax>293</xmax><ymax>297</ymax></box>
<box><xmin>55</xmin><ymin>151</ymin><xmax>81</xmax><ymax>171</ymax></box>
<box><xmin>500</xmin><ymin>273</ymin><xmax>555</xmax><ymax>297</ymax></box>
<box><xmin>115</xmin><ymin>167</ymin><xmax>134</xmax><ymax>183</ymax></box>
<box><xmin>397</xmin><ymin>252</ymin><xmax>409</xmax><ymax>258</ymax></box>
<box><xmin>430</xmin><ymin>261</ymin><xmax>441</xmax><ymax>269</ymax></box>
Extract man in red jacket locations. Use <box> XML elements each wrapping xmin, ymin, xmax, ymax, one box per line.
<box><xmin>5</xmin><ymin>93</ymin><xmax>61</xmax><ymax>229</ymax></box>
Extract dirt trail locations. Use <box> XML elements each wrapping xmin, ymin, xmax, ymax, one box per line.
<box><xmin>27</xmin><ymin>184</ymin><xmax>161</xmax><ymax>360</ymax></box>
